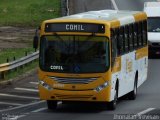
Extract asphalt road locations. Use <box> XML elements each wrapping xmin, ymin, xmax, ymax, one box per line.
<box><xmin>1</xmin><ymin>1</ymin><xmax>160</xmax><ymax>119</ymax></box>
<box><xmin>115</xmin><ymin>0</ymin><xmax>158</xmax><ymax>11</ymax></box>
<box><xmin>68</xmin><ymin>0</ymin><xmax>158</xmax><ymax>15</ymax></box>
<box><xmin>0</xmin><ymin>59</ymin><xmax>160</xmax><ymax>120</ymax></box>
<box><xmin>68</xmin><ymin>0</ymin><xmax>113</xmax><ymax>15</ymax></box>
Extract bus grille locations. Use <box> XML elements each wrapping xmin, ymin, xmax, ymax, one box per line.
<box><xmin>54</xmin><ymin>94</ymin><xmax>93</xmax><ymax>100</ymax></box>
<box><xmin>49</xmin><ymin>77</ymin><xmax>97</xmax><ymax>84</ymax></box>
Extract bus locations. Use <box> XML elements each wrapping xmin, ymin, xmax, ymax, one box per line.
<box><xmin>34</xmin><ymin>10</ymin><xmax>148</xmax><ymax>110</ymax></box>
<box><xmin>144</xmin><ymin>2</ymin><xmax>160</xmax><ymax>57</ymax></box>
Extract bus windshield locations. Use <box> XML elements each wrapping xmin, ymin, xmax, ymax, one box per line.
<box><xmin>148</xmin><ymin>17</ymin><xmax>160</xmax><ymax>32</ymax></box>
<box><xmin>39</xmin><ymin>35</ymin><xmax>109</xmax><ymax>73</ymax></box>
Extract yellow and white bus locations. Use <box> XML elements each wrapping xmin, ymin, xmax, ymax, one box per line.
<box><xmin>34</xmin><ymin>10</ymin><xmax>148</xmax><ymax>110</ymax></box>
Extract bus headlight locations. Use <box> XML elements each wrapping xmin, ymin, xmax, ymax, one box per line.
<box><xmin>94</xmin><ymin>82</ymin><xmax>108</xmax><ymax>92</ymax></box>
<box><xmin>39</xmin><ymin>80</ymin><xmax>53</xmax><ymax>91</ymax></box>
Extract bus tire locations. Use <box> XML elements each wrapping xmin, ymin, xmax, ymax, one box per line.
<box><xmin>128</xmin><ymin>77</ymin><xmax>138</xmax><ymax>100</ymax></box>
<box><xmin>108</xmin><ymin>84</ymin><xmax>118</xmax><ymax>110</ymax></box>
<box><xmin>47</xmin><ymin>100</ymin><xmax>57</xmax><ymax>110</ymax></box>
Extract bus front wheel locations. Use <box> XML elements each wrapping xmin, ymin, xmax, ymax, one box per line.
<box><xmin>47</xmin><ymin>100</ymin><xmax>57</xmax><ymax>110</ymax></box>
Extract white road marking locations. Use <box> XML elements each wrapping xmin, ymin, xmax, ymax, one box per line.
<box><xmin>0</xmin><ymin>100</ymin><xmax>45</xmax><ymax>112</ymax></box>
<box><xmin>0</xmin><ymin>100</ymin><xmax>62</xmax><ymax>119</ymax></box>
<box><xmin>17</xmin><ymin>115</ymin><xmax>26</xmax><ymax>119</ymax></box>
<box><xmin>17</xmin><ymin>113</ymin><xmax>30</xmax><ymax>119</ymax></box>
<box><xmin>0</xmin><ymin>93</ymin><xmax>39</xmax><ymax>100</ymax></box>
<box><xmin>0</xmin><ymin>102</ymin><xmax>22</xmax><ymax>106</ymax></box>
<box><xmin>30</xmin><ymin>82</ymin><xmax>39</xmax><ymax>85</ymax></box>
<box><xmin>15</xmin><ymin>87</ymin><xmax>38</xmax><ymax>92</ymax></box>
<box><xmin>17</xmin><ymin>101</ymin><xmax>62</xmax><ymax>119</ymax></box>
<box><xmin>31</xmin><ymin>101</ymin><xmax>62</xmax><ymax>113</ymax></box>
<box><xmin>32</xmin><ymin>107</ymin><xmax>47</xmax><ymax>112</ymax></box>
<box><xmin>137</xmin><ymin>108</ymin><xmax>156</xmax><ymax>116</ymax></box>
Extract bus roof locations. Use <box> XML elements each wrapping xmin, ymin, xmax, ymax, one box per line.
<box><xmin>44</xmin><ymin>10</ymin><xmax>146</xmax><ymax>26</ymax></box>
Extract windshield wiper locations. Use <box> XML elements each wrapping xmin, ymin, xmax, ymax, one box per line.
<box><xmin>53</xmin><ymin>33</ymin><xmax>68</xmax><ymax>46</ymax></box>
<box><xmin>74</xmin><ymin>33</ymin><xmax>96</xmax><ymax>63</ymax></box>
<box><xmin>53</xmin><ymin>32</ymin><xmax>71</xmax><ymax>53</ymax></box>
<box><xmin>78</xmin><ymin>33</ymin><xmax>96</xmax><ymax>48</ymax></box>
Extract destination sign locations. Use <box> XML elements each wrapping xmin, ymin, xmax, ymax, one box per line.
<box><xmin>45</xmin><ymin>23</ymin><xmax>105</xmax><ymax>33</ymax></box>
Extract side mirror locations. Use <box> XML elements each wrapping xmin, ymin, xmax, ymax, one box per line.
<box><xmin>33</xmin><ymin>28</ymin><xmax>39</xmax><ymax>51</ymax></box>
<box><xmin>33</xmin><ymin>35</ymin><xmax>38</xmax><ymax>51</ymax></box>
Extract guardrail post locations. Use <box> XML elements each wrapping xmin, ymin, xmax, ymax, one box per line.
<box><xmin>25</xmin><ymin>51</ymin><xmax>27</xmax><ymax>56</ymax></box>
<box><xmin>13</xmin><ymin>57</ymin><xmax>16</xmax><ymax>61</ymax></box>
<box><xmin>0</xmin><ymin>51</ymin><xmax>39</xmax><ymax>81</ymax></box>
<box><xmin>20</xmin><ymin>64</ymin><xmax>24</xmax><ymax>69</ymax></box>
<box><xmin>15</xmin><ymin>66</ymin><xmax>18</xmax><ymax>72</ymax></box>
<box><xmin>6</xmin><ymin>58</ymin><xmax>9</xmax><ymax>63</ymax></box>
<box><xmin>0</xmin><ymin>72</ymin><xmax>5</xmax><ymax>80</ymax></box>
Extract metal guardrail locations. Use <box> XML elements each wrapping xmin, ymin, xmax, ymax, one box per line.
<box><xmin>0</xmin><ymin>51</ymin><xmax>39</xmax><ymax>79</ymax></box>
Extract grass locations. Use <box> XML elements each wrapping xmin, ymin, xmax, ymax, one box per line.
<box><xmin>0</xmin><ymin>0</ymin><xmax>61</xmax><ymax>80</ymax></box>
<box><xmin>0</xmin><ymin>0</ymin><xmax>61</xmax><ymax>27</ymax></box>
<box><xmin>0</xmin><ymin>48</ymin><xmax>38</xmax><ymax>80</ymax></box>
<box><xmin>0</xmin><ymin>48</ymin><xmax>35</xmax><ymax>64</ymax></box>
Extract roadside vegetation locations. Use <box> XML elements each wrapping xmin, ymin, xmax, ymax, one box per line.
<box><xmin>0</xmin><ymin>0</ymin><xmax>60</xmax><ymax>27</ymax></box>
<box><xmin>0</xmin><ymin>0</ymin><xmax>61</xmax><ymax>80</ymax></box>
<box><xmin>0</xmin><ymin>48</ymin><xmax>35</xmax><ymax>64</ymax></box>
<box><xmin>6</xmin><ymin>60</ymin><xmax>38</xmax><ymax>80</ymax></box>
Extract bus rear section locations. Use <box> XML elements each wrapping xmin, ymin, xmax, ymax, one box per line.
<box><xmin>144</xmin><ymin>2</ymin><xmax>160</xmax><ymax>58</ymax></box>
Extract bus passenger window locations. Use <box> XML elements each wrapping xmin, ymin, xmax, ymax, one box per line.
<box><xmin>111</xmin><ymin>28</ymin><xmax>117</xmax><ymax>66</ymax></box>
<box><xmin>143</xmin><ymin>20</ymin><xmax>147</xmax><ymax>45</ymax></box>
<box><xmin>133</xmin><ymin>23</ymin><xmax>138</xmax><ymax>48</ymax></box>
<box><xmin>129</xmin><ymin>24</ymin><xmax>134</xmax><ymax>51</ymax></box>
<box><xmin>140</xmin><ymin>21</ymin><xmax>144</xmax><ymax>46</ymax></box>
<box><xmin>138</xmin><ymin>22</ymin><xmax>142</xmax><ymax>47</ymax></box>
<box><xmin>120</xmin><ymin>26</ymin><xmax>125</xmax><ymax>54</ymax></box>
<box><xmin>116</xmin><ymin>28</ymin><xmax>122</xmax><ymax>55</ymax></box>
<box><xmin>124</xmin><ymin>25</ymin><xmax>129</xmax><ymax>52</ymax></box>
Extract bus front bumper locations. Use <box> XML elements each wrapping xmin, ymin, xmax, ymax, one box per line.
<box><xmin>38</xmin><ymin>84</ymin><xmax>112</xmax><ymax>102</ymax></box>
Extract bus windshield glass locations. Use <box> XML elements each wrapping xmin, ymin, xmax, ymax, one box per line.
<box><xmin>40</xmin><ymin>35</ymin><xmax>109</xmax><ymax>73</ymax></box>
<box><xmin>148</xmin><ymin>17</ymin><xmax>160</xmax><ymax>32</ymax></box>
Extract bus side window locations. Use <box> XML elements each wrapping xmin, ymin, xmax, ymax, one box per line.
<box><xmin>119</xmin><ymin>26</ymin><xmax>125</xmax><ymax>54</ymax></box>
<box><xmin>124</xmin><ymin>25</ymin><xmax>129</xmax><ymax>52</ymax></box>
<box><xmin>140</xmin><ymin>21</ymin><xmax>144</xmax><ymax>46</ymax></box>
<box><xmin>138</xmin><ymin>22</ymin><xmax>142</xmax><ymax>47</ymax></box>
<box><xmin>116</xmin><ymin>28</ymin><xmax>122</xmax><ymax>56</ymax></box>
<box><xmin>142</xmin><ymin>20</ymin><xmax>147</xmax><ymax>45</ymax></box>
<box><xmin>111</xmin><ymin>28</ymin><xmax>117</xmax><ymax>67</ymax></box>
<box><xmin>129</xmin><ymin>24</ymin><xmax>134</xmax><ymax>51</ymax></box>
<box><xmin>133</xmin><ymin>23</ymin><xmax>138</xmax><ymax>49</ymax></box>
<box><xmin>119</xmin><ymin>26</ymin><xmax>125</xmax><ymax>55</ymax></box>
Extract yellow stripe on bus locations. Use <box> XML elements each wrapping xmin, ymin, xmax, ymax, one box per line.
<box><xmin>136</xmin><ymin>46</ymin><xmax>148</xmax><ymax>60</ymax></box>
<box><xmin>112</xmin><ymin>57</ymin><xmax>121</xmax><ymax>73</ymax></box>
<box><xmin>133</xmin><ymin>12</ymin><xmax>147</xmax><ymax>22</ymax></box>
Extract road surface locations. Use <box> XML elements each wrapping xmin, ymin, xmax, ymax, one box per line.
<box><xmin>68</xmin><ymin>0</ymin><xmax>158</xmax><ymax>15</ymax></box>
<box><xmin>0</xmin><ymin>59</ymin><xmax>160</xmax><ymax>120</ymax></box>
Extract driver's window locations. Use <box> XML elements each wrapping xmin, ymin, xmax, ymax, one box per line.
<box><xmin>111</xmin><ymin>28</ymin><xmax>118</xmax><ymax>67</ymax></box>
